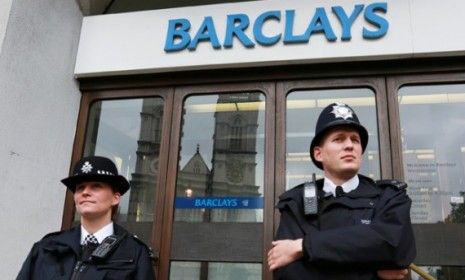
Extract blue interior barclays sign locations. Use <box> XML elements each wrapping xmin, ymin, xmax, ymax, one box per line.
<box><xmin>164</xmin><ymin>2</ymin><xmax>388</xmax><ymax>52</ymax></box>
<box><xmin>175</xmin><ymin>196</ymin><xmax>263</xmax><ymax>209</ymax></box>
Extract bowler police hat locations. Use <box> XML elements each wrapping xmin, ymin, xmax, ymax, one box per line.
<box><xmin>310</xmin><ymin>103</ymin><xmax>368</xmax><ymax>169</ymax></box>
<box><xmin>61</xmin><ymin>156</ymin><xmax>130</xmax><ymax>195</ymax></box>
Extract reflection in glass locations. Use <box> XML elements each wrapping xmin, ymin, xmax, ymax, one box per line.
<box><xmin>399</xmin><ymin>85</ymin><xmax>465</xmax><ymax>224</ymax></box>
<box><xmin>80</xmin><ymin>98</ymin><xmax>164</xmax><ymax>243</ymax></box>
<box><xmin>169</xmin><ymin>262</ymin><xmax>200</xmax><ymax>279</ymax></box>
<box><xmin>170</xmin><ymin>262</ymin><xmax>261</xmax><ymax>280</ymax></box>
<box><xmin>209</xmin><ymin>262</ymin><xmax>261</xmax><ymax>280</ymax></box>
<box><xmin>174</xmin><ymin>92</ymin><xmax>266</xmax><ymax>223</ymax></box>
<box><xmin>170</xmin><ymin>92</ymin><xmax>265</xmax><ymax>280</ymax></box>
<box><xmin>286</xmin><ymin>89</ymin><xmax>380</xmax><ymax>189</ymax></box>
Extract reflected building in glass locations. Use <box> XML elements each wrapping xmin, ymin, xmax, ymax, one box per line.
<box><xmin>81</xmin><ymin>97</ymin><xmax>165</xmax><ymax>245</ymax></box>
<box><xmin>128</xmin><ymin>98</ymin><xmax>164</xmax><ymax>222</ymax></box>
<box><xmin>209</xmin><ymin>93</ymin><xmax>261</xmax><ymax>222</ymax></box>
<box><xmin>171</xmin><ymin>92</ymin><xmax>265</xmax><ymax>279</ymax></box>
<box><xmin>175</xmin><ymin>93</ymin><xmax>262</xmax><ymax>223</ymax></box>
<box><xmin>175</xmin><ymin>145</ymin><xmax>210</xmax><ymax>222</ymax></box>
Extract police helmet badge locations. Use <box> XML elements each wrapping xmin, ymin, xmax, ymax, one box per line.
<box><xmin>331</xmin><ymin>103</ymin><xmax>354</xmax><ymax>120</ymax></box>
<box><xmin>81</xmin><ymin>161</ymin><xmax>93</xmax><ymax>174</ymax></box>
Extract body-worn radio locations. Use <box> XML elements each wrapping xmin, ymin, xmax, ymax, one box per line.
<box><xmin>91</xmin><ymin>235</ymin><xmax>121</xmax><ymax>260</ymax></box>
<box><xmin>303</xmin><ymin>173</ymin><xmax>318</xmax><ymax>215</ymax></box>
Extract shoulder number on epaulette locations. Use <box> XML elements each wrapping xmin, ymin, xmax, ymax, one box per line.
<box><xmin>376</xmin><ymin>179</ymin><xmax>407</xmax><ymax>190</ymax></box>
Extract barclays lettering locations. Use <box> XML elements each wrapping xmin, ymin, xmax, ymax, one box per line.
<box><xmin>175</xmin><ymin>196</ymin><xmax>264</xmax><ymax>209</ymax></box>
<box><xmin>195</xmin><ymin>198</ymin><xmax>238</xmax><ymax>208</ymax></box>
<box><xmin>164</xmin><ymin>2</ymin><xmax>388</xmax><ymax>52</ymax></box>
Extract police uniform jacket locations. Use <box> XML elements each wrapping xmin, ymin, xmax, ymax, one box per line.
<box><xmin>17</xmin><ymin>223</ymin><xmax>155</xmax><ymax>280</ymax></box>
<box><xmin>274</xmin><ymin>175</ymin><xmax>416</xmax><ymax>280</ymax></box>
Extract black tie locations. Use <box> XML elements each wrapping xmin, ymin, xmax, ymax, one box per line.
<box><xmin>335</xmin><ymin>186</ymin><xmax>344</xmax><ymax>197</ymax></box>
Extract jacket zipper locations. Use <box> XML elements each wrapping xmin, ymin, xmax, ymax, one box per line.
<box><xmin>70</xmin><ymin>261</ymin><xmax>87</xmax><ymax>280</ymax></box>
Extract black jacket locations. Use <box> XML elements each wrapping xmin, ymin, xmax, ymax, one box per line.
<box><xmin>17</xmin><ymin>223</ymin><xmax>155</xmax><ymax>280</ymax></box>
<box><xmin>274</xmin><ymin>175</ymin><xmax>416</xmax><ymax>280</ymax></box>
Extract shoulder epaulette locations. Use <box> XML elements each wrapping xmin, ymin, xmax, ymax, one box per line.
<box><xmin>41</xmin><ymin>230</ymin><xmax>64</xmax><ymax>240</ymax></box>
<box><xmin>132</xmin><ymin>235</ymin><xmax>158</xmax><ymax>261</ymax></box>
<box><xmin>376</xmin><ymin>179</ymin><xmax>407</xmax><ymax>190</ymax></box>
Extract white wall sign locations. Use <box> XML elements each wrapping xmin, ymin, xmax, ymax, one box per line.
<box><xmin>74</xmin><ymin>0</ymin><xmax>465</xmax><ymax>77</ymax></box>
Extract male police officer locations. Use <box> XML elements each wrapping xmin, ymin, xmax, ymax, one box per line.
<box><xmin>268</xmin><ymin>103</ymin><xmax>416</xmax><ymax>279</ymax></box>
<box><xmin>17</xmin><ymin>156</ymin><xmax>155</xmax><ymax>280</ymax></box>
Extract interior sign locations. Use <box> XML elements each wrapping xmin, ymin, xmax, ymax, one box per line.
<box><xmin>164</xmin><ymin>2</ymin><xmax>388</xmax><ymax>52</ymax></box>
<box><xmin>175</xmin><ymin>196</ymin><xmax>263</xmax><ymax>209</ymax></box>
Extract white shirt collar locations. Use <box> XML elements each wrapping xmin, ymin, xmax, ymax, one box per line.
<box><xmin>80</xmin><ymin>222</ymin><xmax>114</xmax><ymax>244</ymax></box>
<box><xmin>323</xmin><ymin>175</ymin><xmax>359</xmax><ymax>197</ymax></box>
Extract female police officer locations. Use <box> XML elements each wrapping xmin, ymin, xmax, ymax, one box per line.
<box><xmin>268</xmin><ymin>103</ymin><xmax>416</xmax><ymax>280</ymax></box>
<box><xmin>17</xmin><ymin>156</ymin><xmax>155</xmax><ymax>280</ymax></box>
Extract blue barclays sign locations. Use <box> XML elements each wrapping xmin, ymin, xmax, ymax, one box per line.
<box><xmin>164</xmin><ymin>2</ymin><xmax>388</xmax><ymax>52</ymax></box>
<box><xmin>175</xmin><ymin>196</ymin><xmax>263</xmax><ymax>209</ymax></box>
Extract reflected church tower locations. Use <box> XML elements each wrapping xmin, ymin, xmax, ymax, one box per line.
<box><xmin>209</xmin><ymin>93</ymin><xmax>261</xmax><ymax>222</ymax></box>
<box><xmin>175</xmin><ymin>145</ymin><xmax>211</xmax><ymax>222</ymax></box>
<box><xmin>128</xmin><ymin>98</ymin><xmax>164</xmax><ymax>222</ymax></box>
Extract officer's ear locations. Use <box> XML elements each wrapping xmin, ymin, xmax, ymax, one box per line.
<box><xmin>111</xmin><ymin>192</ymin><xmax>121</xmax><ymax>206</ymax></box>
<box><xmin>314</xmin><ymin>146</ymin><xmax>323</xmax><ymax>163</ymax></box>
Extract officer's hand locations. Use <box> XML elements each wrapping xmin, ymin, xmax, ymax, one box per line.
<box><xmin>377</xmin><ymin>269</ymin><xmax>408</xmax><ymax>279</ymax></box>
<box><xmin>267</xmin><ymin>239</ymin><xmax>303</xmax><ymax>271</ymax></box>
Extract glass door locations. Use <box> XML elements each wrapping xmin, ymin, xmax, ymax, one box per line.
<box><xmin>159</xmin><ymin>83</ymin><xmax>275</xmax><ymax>280</ymax></box>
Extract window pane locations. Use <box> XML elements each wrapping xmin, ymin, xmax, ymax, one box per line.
<box><xmin>399</xmin><ymin>85</ymin><xmax>465</xmax><ymax>224</ymax></box>
<box><xmin>170</xmin><ymin>92</ymin><xmax>265</xmax><ymax>278</ymax></box>
<box><xmin>174</xmin><ymin>92</ymin><xmax>266</xmax><ymax>223</ymax></box>
<box><xmin>80</xmin><ymin>97</ymin><xmax>164</xmax><ymax>244</ymax></box>
<box><xmin>169</xmin><ymin>261</ymin><xmax>261</xmax><ymax>280</ymax></box>
<box><xmin>286</xmin><ymin>89</ymin><xmax>380</xmax><ymax>189</ymax></box>
<box><xmin>169</xmin><ymin>262</ymin><xmax>201</xmax><ymax>279</ymax></box>
<box><xmin>208</xmin><ymin>262</ymin><xmax>261</xmax><ymax>280</ymax></box>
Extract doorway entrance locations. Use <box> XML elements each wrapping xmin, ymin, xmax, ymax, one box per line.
<box><xmin>64</xmin><ymin>75</ymin><xmax>465</xmax><ymax>279</ymax></box>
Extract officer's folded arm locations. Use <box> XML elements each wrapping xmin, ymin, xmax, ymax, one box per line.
<box><xmin>268</xmin><ymin>237</ymin><xmax>408</xmax><ymax>280</ymax></box>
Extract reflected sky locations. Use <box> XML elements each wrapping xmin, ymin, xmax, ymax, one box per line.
<box><xmin>85</xmin><ymin>98</ymin><xmax>163</xmax><ymax>218</ymax></box>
